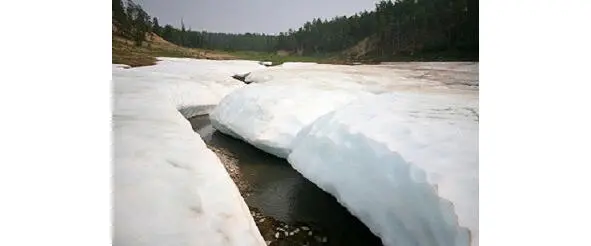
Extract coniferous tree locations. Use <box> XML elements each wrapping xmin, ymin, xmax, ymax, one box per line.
<box><xmin>180</xmin><ymin>19</ymin><xmax>186</xmax><ymax>46</ymax></box>
<box><xmin>112</xmin><ymin>0</ymin><xmax>128</xmax><ymax>36</ymax></box>
<box><xmin>125</xmin><ymin>0</ymin><xmax>151</xmax><ymax>46</ymax></box>
<box><xmin>112</xmin><ymin>0</ymin><xmax>126</xmax><ymax>23</ymax></box>
<box><xmin>152</xmin><ymin>17</ymin><xmax>161</xmax><ymax>36</ymax></box>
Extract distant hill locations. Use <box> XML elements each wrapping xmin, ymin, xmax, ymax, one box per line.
<box><xmin>112</xmin><ymin>30</ymin><xmax>238</xmax><ymax>67</ymax></box>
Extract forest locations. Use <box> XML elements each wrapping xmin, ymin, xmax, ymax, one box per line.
<box><xmin>113</xmin><ymin>0</ymin><xmax>478</xmax><ymax>61</ymax></box>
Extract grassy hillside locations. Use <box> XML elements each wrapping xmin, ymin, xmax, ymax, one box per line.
<box><xmin>112</xmin><ymin>33</ymin><xmax>346</xmax><ymax>67</ymax></box>
<box><xmin>112</xmin><ymin>33</ymin><xmax>237</xmax><ymax>67</ymax></box>
<box><xmin>112</xmin><ymin>28</ymin><xmax>385</xmax><ymax>67</ymax></box>
<box><xmin>226</xmin><ymin>50</ymin><xmax>339</xmax><ymax>65</ymax></box>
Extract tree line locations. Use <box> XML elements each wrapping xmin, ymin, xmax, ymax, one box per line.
<box><xmin>373</xmin><ymin>0</ymin><xmax>478</xmax><ymax>58</ymax></box>
<box><xmin>273</xmin><ymin>0</ymin><xmax>478</xmax><ymax>58</ymax></box>
<box><xmin>113</xmin><ymin>0</ymin><xmax>478</xmax><ymax>59</ymax></box>
<box><xmin>157</xmin><ymin>24</ymin><xmax>279</xmax><ymax>52</ymax></box>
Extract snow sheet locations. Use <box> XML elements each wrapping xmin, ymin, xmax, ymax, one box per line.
<box><xmin>259</xmin><ymin>61</ymin><xmax>273</xmax><ymax>66</ymax></box>
<box><xmin>210</xmin><ymin>83</ymin><xmax>373</xmax><ymax>158</ymax></box>
<box><xmin>288</xmin><ymin>92</ymin><xmax>478</xmax><ymax>246</ymax></box>
<box><xmin>245</xmin><ymin>61</ymin><xmax>478</xmax><ymax>93</ymax></box>
<box><xmin>113</xmin><ymin>58</ymin><xmax>266</xmax><ymax>246</ymax></box>
<box><xmin>128</xmin><ymin>57</ymin><xmax>265</xmax><ymax>118</ymax></box>
<box><xmin>213</xmin><ymin>61</ymin><xmax>477</xmax><ymax>160</ymax></box>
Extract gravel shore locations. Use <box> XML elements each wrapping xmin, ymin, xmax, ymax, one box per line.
<box><xmin>206</xmin><ymin>145</ymin><xmax>330</xmax><ymax>246</ymax></box>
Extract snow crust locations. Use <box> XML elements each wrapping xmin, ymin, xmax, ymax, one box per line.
<box><xmin>113</xmin><ymin>58</ymin><xmax>266</xmax><ymax>246</ymax></box>
<box><xmin>213</xmin><ymin>62</ymin><xmax>477</xmax><ymax>160</ymax></box>
<box><xmin>210</xmin><ymin>62</ymin><xmax>478</xmax><ymax>246</ymax></box>
<box><xmin>210</xmin><ymin>83</ymin><xmax>372</xmax><ymax>158</ymax></box>
<box><xmin>288</xmin><ymin>92</ymin><xmax>478</xmax><ymax>246</ymax></box>
<box><xmin>129</xmin><ymin>57</ymin><xmax>264</xmax><ymax>118</ymax></box>
<box><xmin>113</xmin><ymin>64</ymin><xmax>131</xmax><ymax>69</ymax></box>
<box><xmin>245</xmin><ymin>62</ymin><xmax>478</xmax><ymax>93</ymax></box>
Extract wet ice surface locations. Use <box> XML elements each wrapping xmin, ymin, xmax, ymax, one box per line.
<box><xmin>244</xmin><ymin>61</ymin><xmax>478</xmax><ymax>93</ymax></box>
<box><xmin>376</xmin><ymin>62</ymin><xmax>479</xmax><ymax>88</ymax></box>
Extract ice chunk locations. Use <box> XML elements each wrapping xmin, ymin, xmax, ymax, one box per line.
<box><xmin>113</xmin><ymin>64</ymin><xmax>131</xmax><ymax>69</ymax></box>
<box><xmin>210</xmin><ymin>83</ymin><xmax>372</xmax><ymax>158</ymax></box>
<box><xmin>288</xmin><ymin>92</ymin><xmax>478</xmax><ymax>246</ymax></box>
<box><xmin>113</xmin><ymin>58</ymin><xmax>266</xmax><ymax>246</ymax></box>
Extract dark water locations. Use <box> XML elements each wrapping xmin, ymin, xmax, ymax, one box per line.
<box><xmin>189</xmin><ymin>115</ymin><xmax>383</xmax><ymax>246</ymax></box>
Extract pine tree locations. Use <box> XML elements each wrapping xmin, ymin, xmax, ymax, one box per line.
<box><xmin>152</xmin><ymin>17</ymin><xmax>161</xmax><ymax>36</ymax></box>
<box><xmin>112</xmin><ymin>0</ymin><xmax>128</xmax><ymax>36</ymax></box>
<box><xmin>125</xmin><ymin>0</ymin><xmax>151</xmax><ymax>46</ymax></box>
<box><xmin>180</xmin><ymin>18</ymin><xmax>186</xmax><ymax>46</ymax></box>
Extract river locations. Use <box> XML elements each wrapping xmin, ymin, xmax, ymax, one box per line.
<box><xmin>189</xmin><ymin>115</ymin><xmax>382</xmax><ymax>246</ymax></box>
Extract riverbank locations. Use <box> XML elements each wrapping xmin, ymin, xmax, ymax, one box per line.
<box><xmin>189</xmin><ymin>115</ymin><xmax>333</xmax><ymax>246</ymax></box>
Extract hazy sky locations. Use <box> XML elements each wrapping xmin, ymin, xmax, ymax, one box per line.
<box><xmin>135</xmin><ymin>0</ymin><xmax>380</xmax><ymax>34</ymax></box>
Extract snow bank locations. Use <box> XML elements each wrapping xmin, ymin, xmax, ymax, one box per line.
<box><xmin>210</xmin><ymin>83</ymin><xmax>372</xmax><ymax>158</ymax></box>
<box><xmin>278</xmin><ymin>62</ymin><xmax>318</xmax><ymax>67</ymax></box>
<box><xmin>129</xmin><ymin>57</ymin><xmax>265</xmax><ymax>118</ymax></box>
<box><xmin>288</xmin><ymin>92</ymin><xmax>478</xmax><ymax>246</ymax></box>
<box><xmin>259</xmin><ymin>61</ymin><xmax>273</xmax><ymax>66</ymax></box>
<box><xmin>206</xmin><ymin>61</ymin><xmax>478</xmax><ymax>245</ymax></box>
<box><xmin>113</xmin><ymin>58</ymin><xmax>266</xmax><ymax>246</ymax></box>
<box><xmin>213</xmin><ymin>62</ymin><xmax>477</xmax><ymax>161</ymax></box>
<box><xmin>113</xmin><ymin>64</ymin><xmax>131</xmax><ymax>69</ymax></box>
